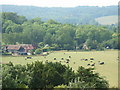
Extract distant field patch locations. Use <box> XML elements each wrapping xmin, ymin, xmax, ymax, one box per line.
<box><xmin>2</xmin><ymin>50</ymin><xmax>118</xmax><ymax>88</ymax></box>
<box><xmin>95</xmin><ymin>16</ymin><xmax>118</xmax><ymax>25</ymax></box>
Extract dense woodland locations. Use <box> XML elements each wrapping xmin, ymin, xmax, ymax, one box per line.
<box><xmin>1</xmin><ymin>5</ymin><xmax>118</xmax><ymax>25</ymax></box>
<box><xmin>1</xmin><ymin>12</ymin><xmax>119</xmax><ymax>52</ymax></box>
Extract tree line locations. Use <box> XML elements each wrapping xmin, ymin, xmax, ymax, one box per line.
<box><xmin>1</xmin><ymin>5</ymin><xmax>118</xmax><ymax>25</ymax></box>
<box><xmin>1</xmin><ymin>12</ymin><xmax>119</xmax><ymax>51</ymax></box>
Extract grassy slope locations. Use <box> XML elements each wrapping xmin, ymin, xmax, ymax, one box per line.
<box><xmin>95</xmin><ymin>15</ymin><xmax>118</xmax><ymax>25</ymax></box>
<box><xmin>2</xmin><ymin>50</ymin><xmax>118</xmax><ymax>87</ymax></box>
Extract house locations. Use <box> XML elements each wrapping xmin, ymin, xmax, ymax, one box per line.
<box><xmin>82</xmin><ymin>43</ymin><xmax>89</xmax><ymax>50</ymax></box>
<box><xmin>4</xmin><ymin>44</ymin><xmax>36</xmax><ymax>55</ymax></box>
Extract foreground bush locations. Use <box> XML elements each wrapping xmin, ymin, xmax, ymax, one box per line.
<box><xmin>2</xmin><ymin>61</ymin><xmax>109</xmax><ymax>88</ymax></box>
<box><xmin>68</xmin><ymin>67</ymin><xmax>109</xmax><ymax>88</ymax></box>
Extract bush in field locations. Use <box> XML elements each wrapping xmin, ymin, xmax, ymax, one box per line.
<box><xmin>2</xmin><ymin>61</ymin><xmax>75</xmax><ymax>88</ymax></box>
<box><xmin>35</xmin><ymin>48</ymin><xmax>42</xmax><ymax>54</ymax></box>
<box><xmin>2</xmin><ymin>62</ymin><xmax>29</xmax><ymax>88</ymax></box>
<box><xmin>68</xmin><ymin>66</ymin><xmax>109</xmax><ymax>88</ymax></box>
<box><xmin>29</xmin><ymin>61</ymin><xmax>45</xmax><ymax>88</ymax></box>
<box><xmin>2</xmin><ymin>63</ymin><xmax>18</xmax><ymax>88</ymax></box>
<box><xmin>29</xmin><ymin>61</ymin><xmax>75</xmax><ymax>88</ymax></box>
<box><xmin>45</xmin><ymin>62</ymin><xmax>75</xmax><ymax>85</ymax></box>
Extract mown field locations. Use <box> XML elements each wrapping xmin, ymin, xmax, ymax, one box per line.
<box><xmin>95</xmin><ymin>15</ymin><xmax>118</xmax><ymax>25</ymax></box>
<box><xmin>2</xmin><ymin>50</ymin><xmax>118</xmax><ymax>88</ymax></box>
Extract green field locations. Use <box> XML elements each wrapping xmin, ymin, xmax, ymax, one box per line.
<box><xmin>2</xmin><ymin>50</ymin><xmax>118</xmax><ymax>88</ymax></box>
<box><xmin>95</xmin><ymin>15</ymin><xmax>118</xmax><ymax>25</ymax></box>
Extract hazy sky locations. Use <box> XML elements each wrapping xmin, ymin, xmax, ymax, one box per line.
<box><xmin>0</xmin><ymin>0</ymin><xmax>119</xmax><ymax>7</ymax></box>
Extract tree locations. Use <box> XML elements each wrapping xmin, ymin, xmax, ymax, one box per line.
<box><xmin>12</xmin><ymin>24</ymin><xmax>23</xmax><ymax>33</ymax></box>
<box><xmin>2</xmin><ymin>62</ymin><xmax>29</xmax><ymax>88</ymax></box>
<box><xmin>17</xmin><ymin>16</ymin><xmax>27</xmax><ymax>24</ymax></box>
<box><xmin>5</xmin><ymin>26</ymin><xmax>13</xmax><ymax>34</ymax></box>
<box><xmin>29</xmin><ymin>61</ymin><xmax>45</xmax><ymax>88</ymax></box>
<box><xmin>3</xmin><ymin>20</ymin><xmax>14</xmax><ymax>33</ymax></box>
<box><xmin>86</xmin><ymin>39</ymin><xmax>98</xmax><ymax>49</ymax></box>
<box><xmin>46</xmin><ymin>62</ymin><xmax>75</xmax><ymax>85</ymax></box>
<box><xmin>74</xmin><ymin>66</ymin><xmax>109</xmax><ymax>88</ymax></box>
<box><xmin>2</xmin><ymin>12</ymin><xmax>27</xmax><ymax>24</ymax></box>
<box><xmin>55</xmin><ymin>24</ymin><xmax>75</xmax><ymax>50</ymax></box>
<box><xmin>46</xmin><ymin>19</ymin><xmax>59</xmax><ymax>24</ymax></box>
<box><xmin>2</xmin><ymin>64</ymin><xmax>18</xmax><ymax>88</ymax></box>
<box><xmin>42</xmin><ymin>64</ymin><xmax>64</xmax><ymax>88</ymax></box>
<box><xmin>30</xmin><ymin>17</ymin><xmax>43</xmax><ymax>24</ymax></box>
<box><xmin>35</xmin><ymin>48</ymin><xmax>42</xmax><ymax>54</ymax></box>
<box><xmin>43</xmin><ymin>33</ymin><xmax>53</xmax><ymax>45</ymax></box>
<box><xmin>2</xmin><ymin>61</ymin><xmax>109</xmax><ymax>89</ymax></box>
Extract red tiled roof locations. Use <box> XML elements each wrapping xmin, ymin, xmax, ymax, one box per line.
<box><xmin>7</xmin><ymin>45</ymin><xmax>21</xmax><ymax>50</ymax></box>
<box><xmin>21</xmin><ymin>44</ymin><xmax>34</xmax><ymax>50</ymax></box>
<box><xmin>6</xmin><ymin>44</ymin><xmax>36</xmax><ymax>50</ymax></box>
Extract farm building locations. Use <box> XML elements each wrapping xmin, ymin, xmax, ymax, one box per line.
<box><xmin>82</xmin><ymin>43</ymin><xmax>89</xmax><ymax>50</ymax></box>
<box><xmin>4</xmin><ymin>44</ymin><xmax>36</xmax><ymax>55</ymax></box>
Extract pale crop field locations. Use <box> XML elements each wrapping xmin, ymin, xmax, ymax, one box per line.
<box><xmin>2</xmin><ymin>50</ymin><xmax>118</xmax><ymax>88</ymax></box>
<box><xmin>95</xmin><ymin>15</ymin><xmax>118</xmax><ymax>25</ymax></box>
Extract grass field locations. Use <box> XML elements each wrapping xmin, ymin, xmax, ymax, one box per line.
<box><xmin>2</xmin><ymin>50</ymin><xmax>118</xmax><ymax>88</ymax></box>
<box><xmin>95</xmin><ymin>15</ymin><xmax>118</xmax><ymax>25</ymax></box>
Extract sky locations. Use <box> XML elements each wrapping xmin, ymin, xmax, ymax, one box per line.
<box><xmin>0</xmin><ymin>0</ymin><xmax>119</xmax><ymax>7</ymax></box>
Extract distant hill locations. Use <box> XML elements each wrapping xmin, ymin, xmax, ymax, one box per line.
<box><xmin>1</xmin><ymin>5</ymin><xmax>118</xmax><ymax>25</ymax></box>
<box><xmin>95</xmin><ymin>16</ymin><xmax>118</xmax><ymax>25</ymax></box>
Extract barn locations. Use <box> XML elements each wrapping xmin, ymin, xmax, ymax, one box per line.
<box><xmin>4</xmin><ymin>44</ymin><xmax>36</xmax><ymax>55</ymax></box>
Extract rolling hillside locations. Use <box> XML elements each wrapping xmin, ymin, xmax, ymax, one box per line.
<box><xmin>95</xmin><ymin>16</ymin><xmax>118</xmax><ymax>25</ymax></box>
<box><xmin>1</xmin><ymin>5</ymin><xmax>118</xmax><ymax>25</ymax></box>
